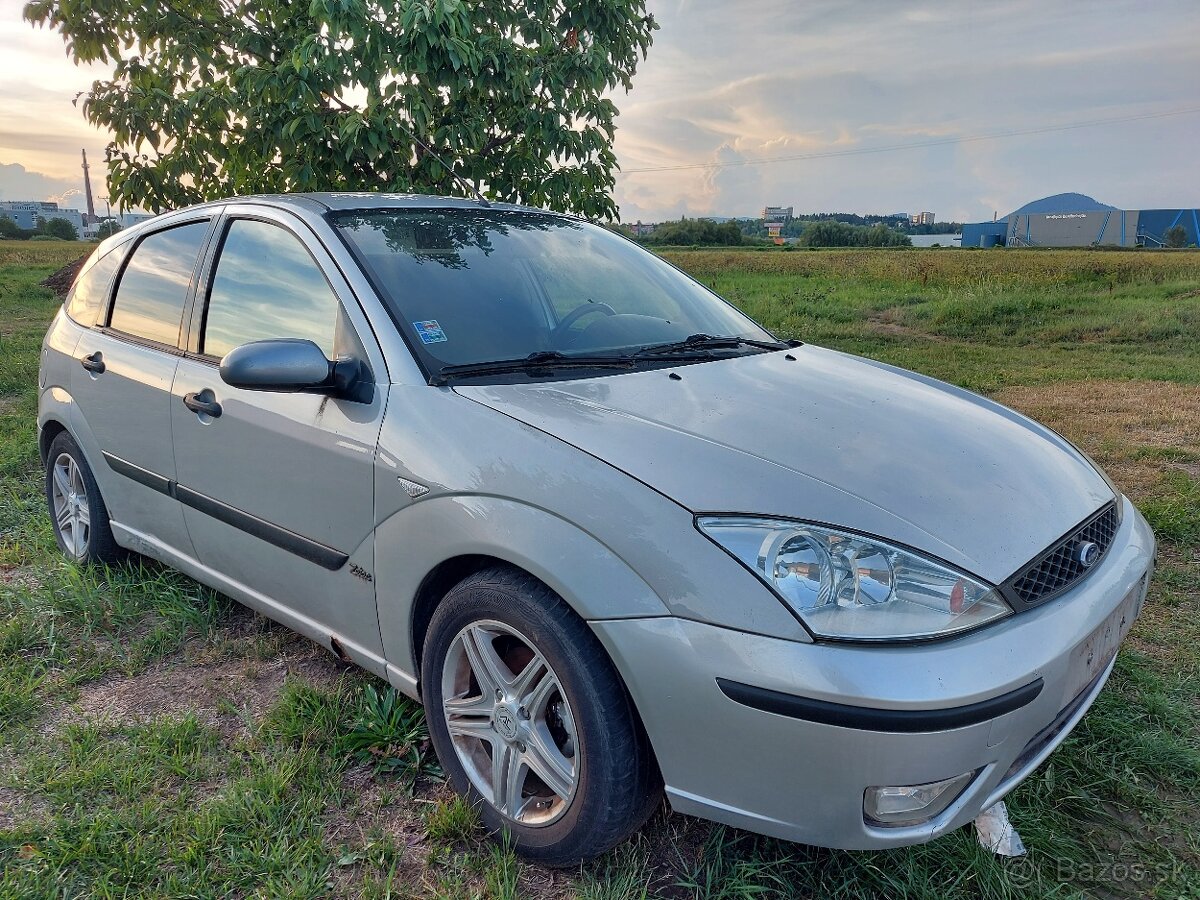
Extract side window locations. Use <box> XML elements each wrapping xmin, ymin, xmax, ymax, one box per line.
<box><xmin>109</xmin><ymin>221</ymin><xmax>210</xmax><ymax>346</ymax></box>
<box><xmin>65</xmin><ymin>244</ymin><xmax>127</xmax><ymax>327</ymax></box>
<box><xmin>202</xmin><ymin>219</ymin><xmax>339</xmax><ymax>359</ymax></box>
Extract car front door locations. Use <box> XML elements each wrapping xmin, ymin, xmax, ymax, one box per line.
<box><xmin>71</xmin><ymin>218</ymin><xmax>215</xmax><ymax>558</ymax></box>
<box><xmin>170</xmin><ymin>207</ymin><xmax>388</xmax><ymax>661</ymax></box>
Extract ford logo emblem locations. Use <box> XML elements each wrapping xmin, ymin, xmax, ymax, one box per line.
<box><xmin>1077</xmin><ymin>541</ymin><xmax>1100</xmax><ymax>568</ymax></box>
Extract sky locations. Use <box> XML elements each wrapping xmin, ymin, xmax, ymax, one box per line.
<box><xmin>1</xmin><ymin>0</ymin><xmax>1197</xmax><ymax>223</ymax></box>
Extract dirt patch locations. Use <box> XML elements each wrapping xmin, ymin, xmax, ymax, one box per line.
<box><xmin>323</xmin><ymin>763</ymin><xmax>431</xmax><ymax>849</ymax></box>
<box><xmin>323</xmin><ymin>771</ymin><xmax>585</xmax><ymax>899</ymax></box>
<box><xmin>864</xmin><ymin>306</ymin><xmax>949</xmax><ymax>342</ymax></box>
<box><xmin>0</xmin><ymin>566</ymin><xmax>43</xmax><ymax>593</ymax></box>
<box><xmin>49</xmin><ymin>637</ymin><xmax>349</xmax><ymax>740</ymax></box>
<box><xmin>993</xmin><ymin>379</ymin><xmax>1200</xmax><ymax>499</ymax></box>
<box><xmin>0</xmin><ymin>746</ymin><xmax>51</xmax><ymax>832</ymax></box>
<box><xmin>40</xmin><ymin>255</ymin><xmax>89</xmax><ymax>298</ymax></box>
<box><xmin>322</xmin><ymin>764</ymin><xmax>434</xmax><ymax>895</ymax></box>
<box><xmin>0</xmin><ymin>785</ymin><xmax>51</xmax><ymax>832</ymax></box>
<box><xmin>322</xmin><ymin>772</ymin><xmax>509</xmax><ymax>898</ymax></box>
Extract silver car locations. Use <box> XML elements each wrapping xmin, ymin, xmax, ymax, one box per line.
<box><xmin>38</xmin><ymin>194</ymin><xmax>1155</xmax><ymax>865</ymax></box>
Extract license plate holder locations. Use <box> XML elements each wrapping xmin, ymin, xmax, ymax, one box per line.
<box><xmin>1064</xmin><ymin>582</ymin><xmax>1142</xmax><ymax>703</ymax></box>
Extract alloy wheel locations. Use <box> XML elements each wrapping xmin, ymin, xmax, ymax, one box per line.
<box><xmin>51</xmin><ymin>452</ymin><xmax>90</xmax><ymax>559</ymax></box>
<box><xmin>440</xmin><ymin>619</ymin><xmax>579</xmax><ymax>826</ymax></box>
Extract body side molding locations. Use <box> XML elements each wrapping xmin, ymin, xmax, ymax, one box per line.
<box><xmin>716</xmin><ymin>676</ymin><xmax>1043</xmax><ymax>733</ymax></box>
<box><xmin>102</xmin><ymin>451</ymin><xmax>348</xmax><ymax>570</ymax></box>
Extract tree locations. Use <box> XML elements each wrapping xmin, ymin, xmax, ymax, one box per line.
<box><xmin>42</xmin><ymin>217</ymin><xmax>80</xmax><ymax>241</ymax></box>
<box><xmin>642</xmin><ymin>218</ymin><xmax>743</xmax><ymax>246</ymax></box>
<box><xmin>96</xmin><ymin>219</ymin><xmax>122</xmax><ymax>239</ymax></box>
<box><xmin>797</xmin><ymin>220</ymin><xmax>910</xmax><ymax>248</ymax></box>
<box><xmin>24</xmin><ymin>0</ymin><xmax>657</xmax><ymax>220</ymax></box>
<box><xmin>1164</xmin><ymin>225</ymin><xmax>1188</xmax><ymax>249</ymax></box>
<box><xmin>0</xmin><ymin>215</ymin><xmax>24</xmax><ymax>239</ymax></box>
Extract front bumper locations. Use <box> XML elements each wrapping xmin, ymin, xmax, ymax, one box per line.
<box><xmin>592</xmin><ymin>496</ymin><xmax>1156</xmax><ymax>849</ymax></box>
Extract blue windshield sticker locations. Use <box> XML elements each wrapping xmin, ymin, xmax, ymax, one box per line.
<box><xmin>413</xmin><ymin>320</ymin><xmax>447</xmax><ymax>344</ymax></box>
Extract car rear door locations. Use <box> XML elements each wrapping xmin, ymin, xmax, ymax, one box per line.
<box><xmin>71</xmin><ymin>217</ymin><xmax>216</xmax><ymax>558</ymax></box>
<box><xmin>170</xmin><ymin>205</ymin><xmax>388</xmax><ymax>661</ymax></box>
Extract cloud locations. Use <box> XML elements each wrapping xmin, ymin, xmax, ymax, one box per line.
<box><xmin>701</xmin><ymin>144</ymin><xmax>764</xmax><ymax>215</ymax></box>
<box><xmin>610</xmin><ymin>0</ymin><xmax>1200</xmax><ymax>221</ymax></box>
<box><xmin>0</xmin><ymin>16</ymin><xmax>112</xmax><ymax>195</ymax></box>
<box><xmin>0</xmin><ymin>162</ymin><xmax>89</xmax><ymax>210</ymax></box>
<box><xmin>3</xmin><ymin>0</ymin><xmax>1197</xmax><ymax>221</ymax></box>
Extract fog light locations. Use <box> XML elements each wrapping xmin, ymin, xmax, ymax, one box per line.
<box><xmin>864</xmin><ymin>771</ymin><xmax>976</xmax><ymax>827</ymax></box>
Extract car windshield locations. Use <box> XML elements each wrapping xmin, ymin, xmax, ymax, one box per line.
<box><xmin>331</xmin><ymin>208</ymin><xmax>776</xmax><ymax>378</ymax></box>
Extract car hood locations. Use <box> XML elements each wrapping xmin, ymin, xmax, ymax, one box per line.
<box><xmin>454</xmin><ymin>345</ymin><xmax>1114</xmax><ymax>584</ymax></box>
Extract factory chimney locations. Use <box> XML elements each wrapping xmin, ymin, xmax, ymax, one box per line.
<box><xmin>81</xmin><ymin>149</ymin><xmax>96</xmax><ymax>222</ymax></box>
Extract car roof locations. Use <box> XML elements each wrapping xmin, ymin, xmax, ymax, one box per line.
<box><xmin>279</xmin><ymin>192</ymin><xmax>554</xmax><ymax>213</ymax></box>
<box><xmin>101</xmin><ymin>193</ymin><xmax>572</xmax><ymax>253</ymax></box>
<box><xmin>211</xmin><ymin>192</ymin><xmax>564</xmax><ymax>217</ymax></box>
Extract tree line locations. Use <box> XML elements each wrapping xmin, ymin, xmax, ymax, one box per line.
<box><xmin>0</xmin><ymin>215</ymin><xmax>81</xmax><ymax>241</ymax></box>
<box><xmin>740</xmin><ymin>215</ymin><xmax>961</xmax><ymax>239</ymax></box>
<box><xmin>636</xmin><ymin>218</ymin><xmax>745</xmax><ymax>246</ymax></box>
<box><xmin>630</xmin><ymin>217</ymin><xmax>914</xmax><ymax>247</ymax></box>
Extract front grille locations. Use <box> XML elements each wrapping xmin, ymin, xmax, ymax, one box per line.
<box><xmin>1003</xmin><ymin>502</ymin><xmax>1119</xmax><ymax>609</ymax></box>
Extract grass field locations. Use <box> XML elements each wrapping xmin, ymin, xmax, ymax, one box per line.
<box><xmin>1</xmin><ymin>241</ymin><xmax>1199</xmax><ymax>898</ymax></box>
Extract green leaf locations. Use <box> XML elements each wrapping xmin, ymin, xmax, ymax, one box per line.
<box><xmin>25</xmin><ymin>0</ymin><xmax>657</xmax><ymax>219</ymax></box>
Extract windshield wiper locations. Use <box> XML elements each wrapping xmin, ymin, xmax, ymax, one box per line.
<box><xmin>431</xmin><ymin>350</ymin><xmax>638</xmax><ymax>385</ymax></box>
<box><xmin>431</xmin><ymin>337</ymin><xmax>797</xmax><ymax>385</ymax></box>
<box><xmin>632</xmin><ymin>333</ymin><xmax>793</xmax><ymax>357</ymax></box>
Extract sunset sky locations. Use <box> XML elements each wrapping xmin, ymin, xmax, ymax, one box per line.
<box><xmin>2</xmin><ymin>0</ymin><xmax>1197</xmax><ymax>222</ymax></box>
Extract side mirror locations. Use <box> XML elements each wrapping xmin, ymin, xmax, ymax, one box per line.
<box><xmin>219</xmin><ymin>339</ymin><xmax>333</xmax><ymax>392</ymax></box>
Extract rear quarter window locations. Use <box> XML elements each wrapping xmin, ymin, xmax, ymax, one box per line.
<box><xmin>64</xmin><ymin>245</ymin><xmax>128</xmax><ymax>327</ymax></box>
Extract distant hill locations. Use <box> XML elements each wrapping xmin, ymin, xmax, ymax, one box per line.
<box><xmin>1009</xmin><ymin>193</ymin><xmax>1116</xmax><ymax>216</ymax></box>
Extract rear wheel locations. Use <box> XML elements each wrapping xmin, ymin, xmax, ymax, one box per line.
<box><xmin>421</xmin><ymin>567</ymin><xmax>661</xmax><ymax>865</ymax></box>
<box><xmin>44</xmin><ymin>431</ymin><xmax>124</xmax><ymax>565</ymax></box>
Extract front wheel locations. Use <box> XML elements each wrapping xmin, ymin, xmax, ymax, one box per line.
<box><xmin>421</xmin><ymin>567</ymin><xmax>661</xmax><ymax>865</ymax></box>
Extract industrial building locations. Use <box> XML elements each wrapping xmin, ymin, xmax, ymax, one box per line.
<box><xmin>0</xmin><ymin>200</ymin><xmax>84</xmax><ymax>233</ymax></box>
<box><xmin>0</xmin><ymin>151</ymin><xmax>158</xmax><ymax>239</ymax></box>
<box><xmin>960</xmin><ymin>194</ymin><xmax>1199</xmax><ymax>248</ymax></box>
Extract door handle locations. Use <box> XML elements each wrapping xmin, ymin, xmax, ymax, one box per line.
<box><xmin>80</xmin><ymin>352</ymin><xmax>105</xmax><ymax>374</ymax></box>
<box><xmin>183</xmin><ymin>391</ymin><xmax>222</xmax><ymax>418</ymax></box>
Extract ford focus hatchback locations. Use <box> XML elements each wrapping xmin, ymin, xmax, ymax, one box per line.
<box><xmin>38</xmin><ymin>194</ymin><xmax>1155</xmax><ymax>865</ymax></box>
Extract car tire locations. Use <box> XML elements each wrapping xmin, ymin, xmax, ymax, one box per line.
<box><xmin>421</xmin><ymin>566</ymin><xmax>661</xmax><ymax>866</ymax></box>
<box><xmin>44</xmin><ymin>431</ymin><xmax>125</xmax><ymax>565</ymax></box>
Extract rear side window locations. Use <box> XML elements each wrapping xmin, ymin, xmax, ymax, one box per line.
<box><xmin>65</xmin><ymin>245</ymin><xmax>128</xmax><ymax>327</ymax></box>
<box><xmin>108</xmin><ymin>221</ymin><xmax>210</xmax><ymax>346</ymax></box>
<box><xmin>201</xmin><ymin>219</ymin><xmax>339</xmax><ymax>359</ymax></box>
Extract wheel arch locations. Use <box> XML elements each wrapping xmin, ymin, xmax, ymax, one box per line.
<box><xmin>409</xmin><ymin>553</ymin><xmax>503</xmax><ymax>676</ymax></box>
<box><xmin>38</xmin><ymin>388</ymin><xmax>113</xmax><ymax>498</ymax></box>
<box><xmin>38</xmin><ymin>416</ymin><xmax>69</xmax><ymax>465</ymax></box>
<box><xmin>375</xmin><ymin>494</ymin><xmax>670</xmax><ymax>684</ymax></box>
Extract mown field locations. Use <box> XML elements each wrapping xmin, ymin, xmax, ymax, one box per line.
<box><xmin>1</xmin><ymin>241</ymin><xmax>1198</xmax><ymax>898</ymax></box>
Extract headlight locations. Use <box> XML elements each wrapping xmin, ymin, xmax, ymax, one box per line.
<box><xmin>697</xmin><ymin>517</ymin><xmax>1011</xmax><ymax>641</ymax></box>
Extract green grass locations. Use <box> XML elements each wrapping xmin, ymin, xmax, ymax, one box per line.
<box><xmin>669</xmin><ymin>248</ymin><xmax>1200</xmax><ymax>392</ymax></box>
<box><xmin>1</xmin><ymin>244</ymin><xmax>1198</xmax><ymax>897</ymax></box>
